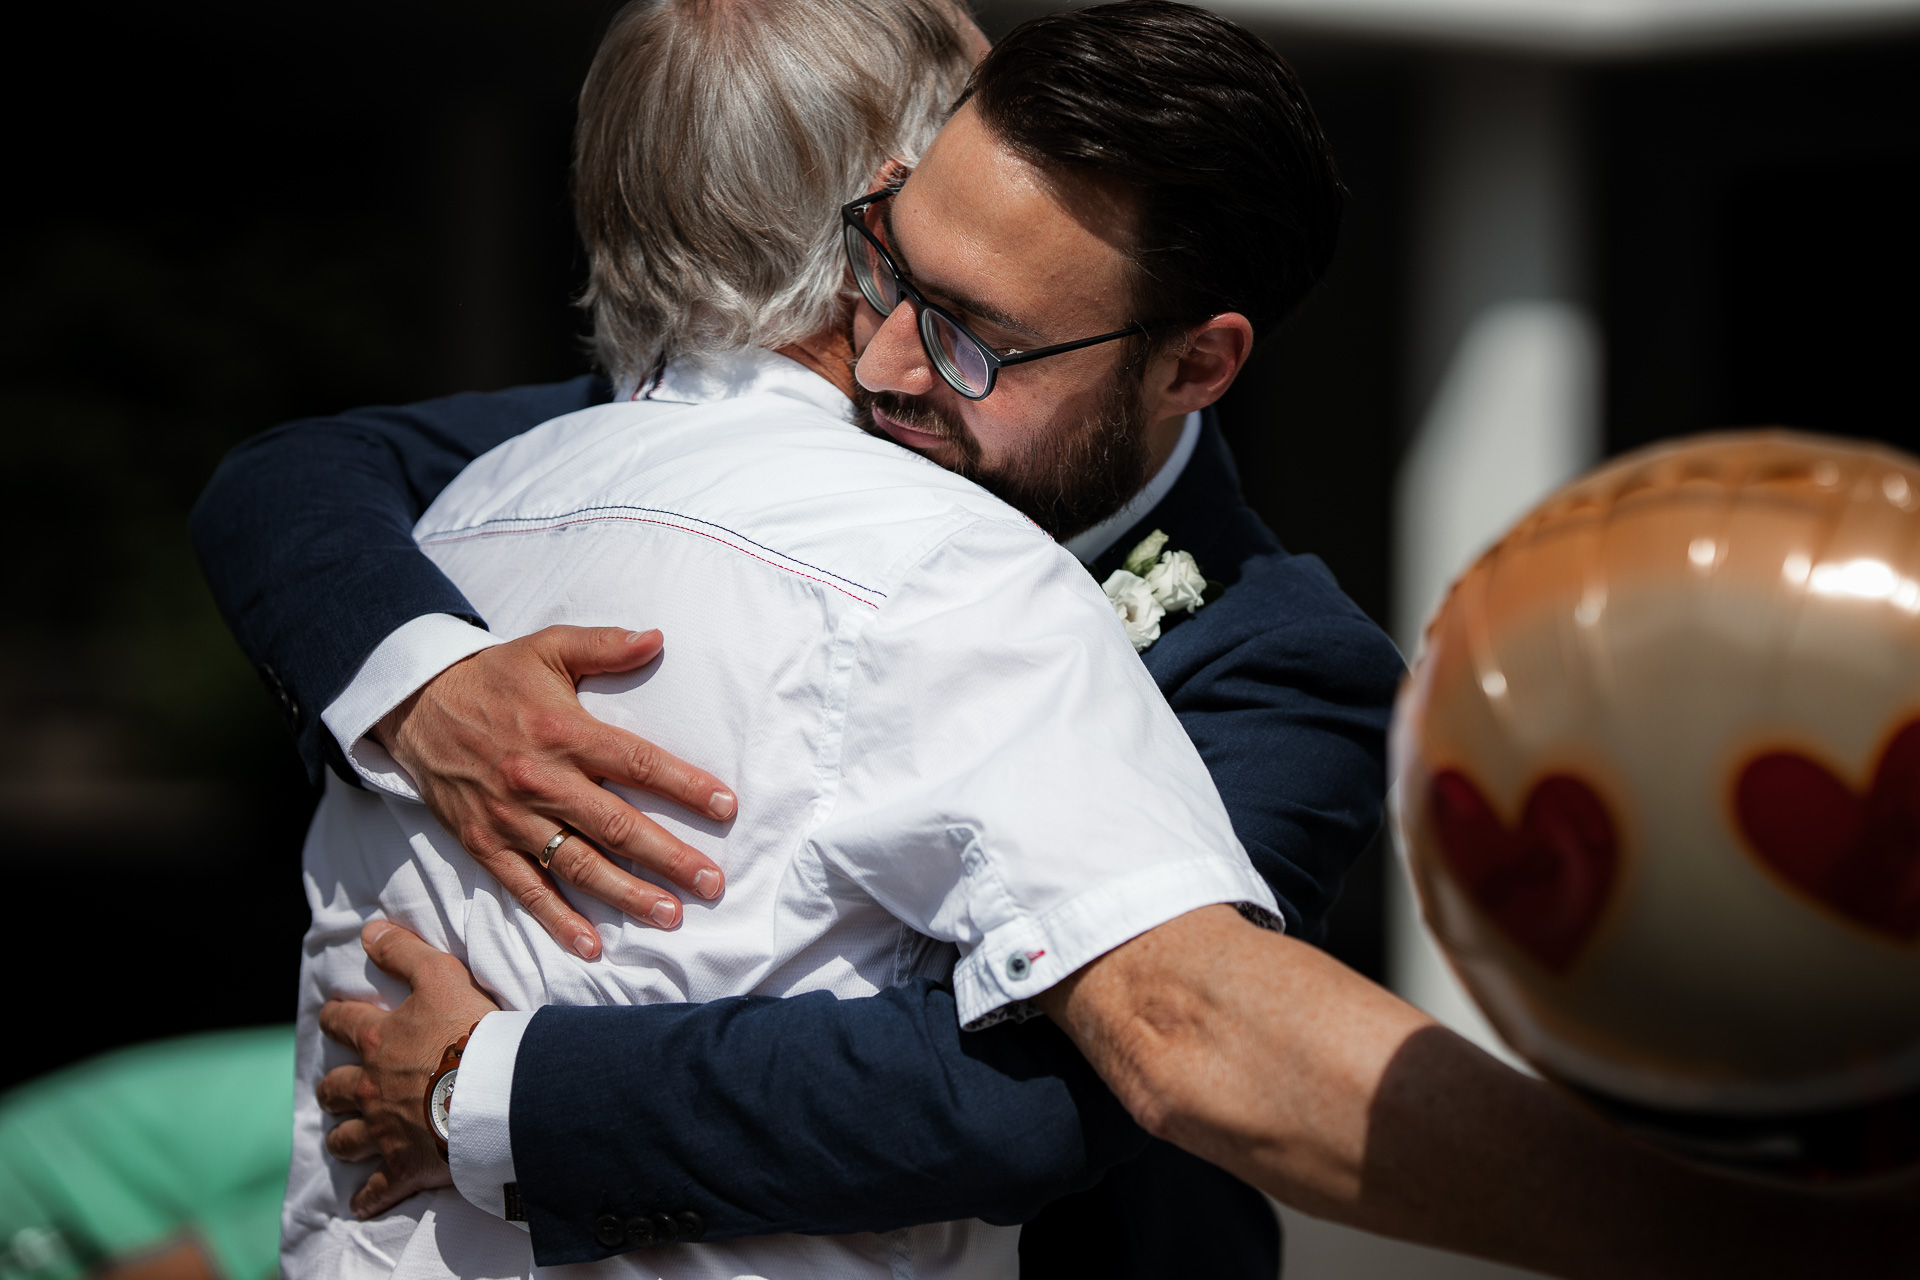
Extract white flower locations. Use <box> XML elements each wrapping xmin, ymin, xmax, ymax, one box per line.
<box><xmin>1102</xmin><ymin>569</ymin><xmax>1165</xmax><ymax>652</ymax></box>
<box><xmin>1145</xmin><ymin>549</ymin><xmax>1207</xmax><ymax>614</ymax></box>
<box><xmin>1122</xmin><ymin>529</ymin><xmax>1170</xmax><ymax>578</ymax></box>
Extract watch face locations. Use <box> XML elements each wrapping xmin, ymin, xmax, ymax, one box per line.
<box><xmin>430</xmin><ymin>1068</ymin><xmax>458</xmax><ymax>1142</ymax></box>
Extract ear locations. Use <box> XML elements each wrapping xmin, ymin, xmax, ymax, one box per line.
<box><xmin>1142</xmin><ymin>313</ymin><xmax>1255</xmax><ymax>420</ymax></box>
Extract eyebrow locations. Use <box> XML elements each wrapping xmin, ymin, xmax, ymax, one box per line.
<box><xmin>880</xmin><ymin>200</ymin><xmax>1046</xmax><ymax>346</ymax></box>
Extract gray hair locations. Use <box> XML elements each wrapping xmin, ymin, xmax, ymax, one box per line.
<box><xmin>574</xmin><ymin>0</ymin><xmax>976</xmax><ymax>385</ymax></box>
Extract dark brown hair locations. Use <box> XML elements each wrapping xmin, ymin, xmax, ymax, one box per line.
<box><xmin>956</xmin><ymin>0</ymin><xmax>1343</xmax><ymax>338</ymax></box>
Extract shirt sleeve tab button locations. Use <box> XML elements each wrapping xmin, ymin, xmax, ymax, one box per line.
<box><xmin>1005</xmin><ymin>953</ymin><xmax>1030</xmax><ymax>980</ymax></box>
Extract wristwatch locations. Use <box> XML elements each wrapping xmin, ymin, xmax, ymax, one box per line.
<box><xmin>424</xmin><ymin>1021</ymin><xmax>483</xmax><ymax>1156</ymax></box>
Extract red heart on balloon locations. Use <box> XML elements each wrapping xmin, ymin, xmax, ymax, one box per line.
<box><xmin>1428</xmin><ymin>770</ymin><xmax>1619</xmax><ymax>972</ymax></box>
<box><xmin>1735</xmin><ymin>720</ymin><xmax>1920</xmax><ymax>942</ymax></box>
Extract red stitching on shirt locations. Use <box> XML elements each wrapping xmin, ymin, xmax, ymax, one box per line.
<box><xmin>423</xmin><ymin>515</ymin><xmax>884</xmax><ymax>609</ymax></box>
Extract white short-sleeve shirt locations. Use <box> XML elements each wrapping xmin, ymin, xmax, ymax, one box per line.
<box><xmin>284</xmin><ymin>349</ymin><xmax>1276</xmax><ymax>1280</ymax></box>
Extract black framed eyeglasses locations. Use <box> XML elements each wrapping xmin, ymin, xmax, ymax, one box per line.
<box><xmin>841</xmin><ymin>190</ymin><xmax>1178</xmax><ymax>401</ymax></box>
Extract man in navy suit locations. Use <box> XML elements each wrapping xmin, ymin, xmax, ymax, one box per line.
<box><xmin>193</xmin><ymin>3</ymin><xmax>1904</xmax><ymax>1277</ymax></box>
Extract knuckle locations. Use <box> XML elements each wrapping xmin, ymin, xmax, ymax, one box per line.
<box><xmin>595</xmin><ymin>805</ymin><xmax>639</xmax><ymax>851</ymax></box>
<box><xmin>525</xmin><ymin>710</ymin><xmax>574</xmax><ymax>748</ymax></box>
<box><xmin>624</xmin><ymin>741</ymin><xmax>660</xmax><ymax>785</ymax></box>
<box><xmin>551</xmin><ymin>843</ymin><xmax>598</xmax><ymax>883</ymax></box>
<box><xmin>495</xmin><ymin>755</ymin><xmax>544</xmax><ymax>799</ymax></box>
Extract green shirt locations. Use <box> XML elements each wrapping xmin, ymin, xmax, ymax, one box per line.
<box><xmin>0</xmin><ymin>1027</ymin><xmax>293</xmax><ymax>1280</ymax></box>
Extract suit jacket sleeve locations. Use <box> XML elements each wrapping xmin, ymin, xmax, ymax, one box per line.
<box><xmin>188</xmin><ymin>375</ymin><xmax>611</xmax><ymax>784</ymax></box>
<box><xmin>513</xmin><ymin>982</ymin><xmax>1146</xmax><ymax>1262</ymax></box>
<box><xmin>1152</xmin><ymin>550</ymin><xmax>1405</xmax><ymax>942</ymax></box>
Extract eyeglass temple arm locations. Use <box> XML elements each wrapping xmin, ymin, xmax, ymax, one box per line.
<box><xmin>993</xmin><ymin>321</ymin><xmax>1168</xmax><ymax>369</ymax></box>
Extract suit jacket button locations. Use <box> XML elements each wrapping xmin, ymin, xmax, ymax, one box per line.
<box><xmin>675</xmin><ymin>1210</ymin><xmax>706</xmax><ymax>1243</ymax></box>
<box><xmin>594</xmin><ymin>1214</ymin><xmax>626</xmax><ymax>1248</ymax></box>
<box><xmin>624</xmin><ymin>1216</ymin><xmax>655</xmax><ymax>1247</ymax></box>
<box><xmin>649</xmin><ymin>1211</ymin><xmax>679</xmax><ymax>1244</ymax></box>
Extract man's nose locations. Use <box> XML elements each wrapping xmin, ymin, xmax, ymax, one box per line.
<box><xmin>854</xmin><ymin>304</ymin><xmax>936</xmax><ymax>396</ymax></box>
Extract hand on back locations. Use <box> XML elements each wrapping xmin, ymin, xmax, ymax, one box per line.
<box><xmin>317</xmin><ymin>921</ymin><xmax>501</xmax><ymax>1219</ymax></box>
<box><xmin>374</xmin><ymin>625</ymin><xmax>736</xmax><ymax>959</ymax></box>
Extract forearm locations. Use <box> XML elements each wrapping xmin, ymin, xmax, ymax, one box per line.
<box><xmin>1042</xmin><ymin>905</ymin><xmax>1909</xmax><ymax>1280</ymax></box>
<box><xmin>509</xmin><ymin>981</ymin><xmax>1146</xmax><ymax>1265</ymax></box>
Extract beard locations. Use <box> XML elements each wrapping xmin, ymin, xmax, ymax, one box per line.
<box><xmin>852</xmin><ymin>375</ymin><xmax>1154</xmax><ymax>542</ymax></box>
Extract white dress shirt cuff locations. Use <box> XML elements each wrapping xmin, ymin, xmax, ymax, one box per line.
<box><xmin>952</xmin><ymin>855</ymin><xmax>1283</xmax><ymax>1030</ymax></box>
<box><xmin>448</xmin><ymin>1009</ymin><xmax>535</xmax><ymax>1225</ymax></box>
<box><xmin>320</xmin><ymin>613</ymin><xmax>502</xmax><ymax>800</ymax></box>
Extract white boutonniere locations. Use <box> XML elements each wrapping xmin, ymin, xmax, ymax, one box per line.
<box><xmin>1101</xmin><ymin>529</ymin><xmax>1216</xmax><ymax>652</ymax></box>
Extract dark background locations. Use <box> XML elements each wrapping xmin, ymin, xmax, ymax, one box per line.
<box><xmin>2</xmin><ymin>1</ymin><xmax>1914</xmax><ymax>1092</ymax></box>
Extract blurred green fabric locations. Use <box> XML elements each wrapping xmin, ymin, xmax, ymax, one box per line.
<box><xmin>0</xmin><ymin>1027</ymin><xmax>294</xmax><ymax>1280</ymax></box>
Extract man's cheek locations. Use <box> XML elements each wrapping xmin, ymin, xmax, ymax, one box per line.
<box><xmin>966</xmin><ymin>400</ymin><xmax>1042</xmax><ymax>469</ymax></box>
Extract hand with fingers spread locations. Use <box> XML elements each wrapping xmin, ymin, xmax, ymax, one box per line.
<box><xmin>317</xmin><ymin>920</ymin><xmax>501</xmax><ymax>1219</ymax></box>
<box><xmin>374</xmin><ymin>625</ymin><xmax>737</xmax><ymax>959</ymax></box>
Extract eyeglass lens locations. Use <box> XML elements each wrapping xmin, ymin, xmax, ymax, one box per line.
<box><xmin>845</xmin><ymin>222</ymin><xmax>901</xmax><ymax>315</ymax></box>
<box><xmin>846</xmin><ymin>213</ymin><xmax>995</xmax><ymax>398</ymax></box>
<box><xmin>922</xmin><ymin>310</ymin><xmax>992</xmax><ymax>397</ymax></box>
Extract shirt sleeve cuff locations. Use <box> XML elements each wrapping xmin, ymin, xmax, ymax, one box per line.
<box><xmin>448</xmin><ymin>1009</ymin><xmax>535</xmax><ymax>1225</ymax></box>
<box><xmin>952</xmin><ymin>856</ymin><xmax>1283</xmax><ymax>1031</ymax></box>
<box><xmin>319</xmin><ymin>613</ymin><xmax>502</xmax><ymax>800</ymax></box>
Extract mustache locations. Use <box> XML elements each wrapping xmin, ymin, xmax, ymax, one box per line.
<box><xmin>862</xmin><ymin>390</ymin><xmax>970</xmax><ymax>445</ymax></box>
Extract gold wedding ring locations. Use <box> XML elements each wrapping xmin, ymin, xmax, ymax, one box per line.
<box><xmin>538</xmin><ymin>828</ymin><xmax>569</xmax><ymax>870</ymax></box>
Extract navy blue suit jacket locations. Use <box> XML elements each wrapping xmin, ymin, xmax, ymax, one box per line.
<box><xmin>191</xmin><ymin>378</ymin><xmax>1402</xmax><ymax>1273</ymax></box>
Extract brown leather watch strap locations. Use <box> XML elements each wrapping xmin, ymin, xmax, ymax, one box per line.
<box><xmin>424</xmin><ymin>1020</ymin><xmax>484</xmax><ymax>1157</ymax></box>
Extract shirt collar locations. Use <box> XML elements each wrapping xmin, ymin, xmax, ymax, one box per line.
<box><xmin>626</xmin><ymin>347</ymin><xmax>853</xmax><ymax>421</ymax></box>
<box><xmin>1062</xmin><ymin>410</ymin><xmax>1204</xmax><ymax>566</ymax></box>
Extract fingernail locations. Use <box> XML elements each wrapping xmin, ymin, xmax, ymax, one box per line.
<box><xmin>693</xmin><ymin>868</ymin><xmax>722</xmax><ymax>899</ymax></box>
<box><xmin>649</xmin><ymin>899</ymin><xmax>679</xmax><ymax>928</ymax></box>
<box><xmin>709</xmin><ymin>790</ymin><xmax>736</xmax><ymax>820</ymax></box>
<box><xmin>573</xmin><ymin>932</ymin><xmax>598</xmax><ymax>959</ymax></box>
<box><xmin>363</xmin><ymin>921</ymin><xmax>392</xmax><ymax>945</ymax></box>
<box><xmin>625</xmin><ymin>631</ymin><xmax>647</xmax><ymax>644</ymax></box>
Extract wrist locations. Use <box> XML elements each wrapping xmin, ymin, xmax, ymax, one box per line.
<box><xmin>424</xmin><ymin>1020</ymin><xmax>484</xmax><ymax>1156</ymax></box>
<box><xmin>446</xmin><ymin>1010</ymin><xmax>536</xmax><ymax>1222</ymax></box>
<box><xmin>370</xmin><ymin>703</ymin><xmax>402</xmax><ymax>755</ymax></box>
<box><xmin>321</xmin><ymin>614</ymin><xmax>499</xmax><ymax>797</ymax></box>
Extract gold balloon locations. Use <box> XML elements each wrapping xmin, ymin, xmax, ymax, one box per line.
<box><xmin>1393</xmin><ymin>430</ymin><xmax>1920</xmax><ymax>1172</ymax></box>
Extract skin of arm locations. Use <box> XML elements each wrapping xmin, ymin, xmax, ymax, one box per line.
<box><xmin>1038</xmin><ymin>904</ymin><xmax>1920</xmax><ymax>1280</ymax></box>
